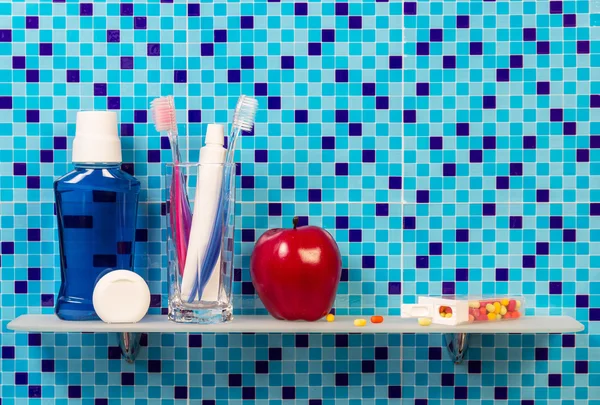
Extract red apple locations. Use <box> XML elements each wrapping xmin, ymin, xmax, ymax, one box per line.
<box><xmin>250</xmin><ymin>217</ymin><xmax>342</xmax><ymax>321</ymax></box>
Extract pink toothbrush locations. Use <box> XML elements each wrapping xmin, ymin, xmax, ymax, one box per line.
<box><xmin>151</xmin><ymin>96</ymin><xmax>192</xmax><ymax>275</ymax></box>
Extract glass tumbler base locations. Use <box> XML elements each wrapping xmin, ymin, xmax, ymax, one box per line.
<box><xmin>168</xmin><ymin>304</ymin><xmax>233</xmax><ymax>324</ymax></box>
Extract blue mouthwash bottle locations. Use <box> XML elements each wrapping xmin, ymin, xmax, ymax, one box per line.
<box><xmin>54</xmin><ymin>111</ymin><xmax>141</xmax><ymax>321</ymax></box>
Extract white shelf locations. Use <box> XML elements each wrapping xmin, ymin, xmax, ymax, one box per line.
<box><xmin>8</xmin><ymin>314</ymin><xmax>584</xmax><ymax>334</ymax></box>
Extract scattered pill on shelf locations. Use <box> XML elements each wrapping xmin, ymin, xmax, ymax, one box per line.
<box><xmin>370</xmin><ymin>315</ymin><xmax>384</xmax><ymax>324</ymax></box>
<box><xmin>418</xmin><ymin>318</ymin><xmax>432</xmax><ymax>326</ymax></box>
<box><xmin>326</xmin><ymin>314</ymin><xmax>335</xmax><ymax>322</ymax></box>
<box><xmin>354</xmin><ymin>319</ymin><xmax>367</xmax><ymax>327</ymax></box>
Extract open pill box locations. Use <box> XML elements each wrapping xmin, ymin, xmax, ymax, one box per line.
<box><xmin>402</xmin><ymin>296</ymin><xmax>524</xmax><ymax>326</ymax></box>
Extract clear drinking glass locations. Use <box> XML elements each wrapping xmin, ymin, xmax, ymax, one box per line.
<box><xmin>164</xmin><ymin>162</ymin><xmax>235</xmax><ymax>324</ymax></box>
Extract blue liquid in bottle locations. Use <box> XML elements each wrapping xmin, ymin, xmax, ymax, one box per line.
<box><xmin>55</xmin><ymin>164</ymin><xmax>140</xmax><ymax>320</ymax></box>
<box><xmin>54</xmin><ymin>111</ymin><xmax>140</xmax><ymax>321</ymax></box>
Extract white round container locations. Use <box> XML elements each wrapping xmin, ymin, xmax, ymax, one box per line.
<box><xmin>92</xmin><ymin>270</ymin><xmax>151</xmax><ymax>323</ymax></box>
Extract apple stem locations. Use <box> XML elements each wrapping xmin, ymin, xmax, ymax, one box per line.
<box><xmin>293</xmin><ymin>216</ymin><xmax>299</xmax><ymax>230</ymax></box>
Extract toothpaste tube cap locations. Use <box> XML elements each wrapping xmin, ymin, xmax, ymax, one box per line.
<box><xmin>205</xmin><ymin>124</ymin><xmax>225</xmax><ymax>147</ymax></box>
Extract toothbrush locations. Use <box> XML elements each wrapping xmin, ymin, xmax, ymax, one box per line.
<box><xmin>195</xmin><ymin>95</ymin><xmax>258</xmax><ymax>301</ymax></box>
<box><xmin>151</xmin><ymin>96</ymin><xmax>192</xmax><ymax>275</ymax></box>
<box><xmin>225</xmin><ymin>95</ymin><xmax>259</xmax><ymax>166</ymax></box>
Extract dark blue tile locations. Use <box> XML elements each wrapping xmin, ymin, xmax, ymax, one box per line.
<box><xmin>268</xmin><ymin>203</ymin><xmax>282</xmax><ymax>216</ymax></box>
<box><xmin>269</xmin><ymin>348</ymin><xmax>282</xmax><ymax>360</ymax></box>
<box><xmin>429</xmin><ymin>242</ymin><xmax>442</xmax><ymax>255</ymax></box>
<box><xmin>296</xmin><ymin>335</ymin><xmax>309</xmax><ymax>347</ymax></box>
<box><xmin>535</xmin><ymin>347</ymin><xmax>548</xmax><ymax>361</ymax></box>
<box><xmin>174</xmin><ymin>387</ymin><xmax>188</xmax><ymax>399</ymax></box>
<box><xmin>575</xmin><ymin>361</ymin><xmax>588</xmax><ymax>373</ymax></box>
<box><xmin>576</xmin><ymin>295</ymin><xmax>589</xmax><ymax>307</ymax></box>
<box><xmin>404</xmin><ymin>2</ymin><xmax>417</xmax><ymax>15</ymax></box>
<box><xmin>335</xmin><ymin>373</ymin><xmax>349</xmax><ymax>386</ymax></box>
<box><xmin>362</xmin><ymin>360</ymin><xmax>375</xmax><ymax>373</ymax></box>
<box><xmin>548</xmin><ymin>374</ymin><xmax>561</xmax><ymax>386</ymax></box>
<box><xmin>388</xmin><ymin>386</ymin><xmax>401</xmax><ymax>399</ymax></box>
<box><xmin>322</xmin><ymin>29</ymin><xmax>335</xmax><ymax>42</ymax></box>
<box><xmin>495</xmin><ymin>387</ymin><xmax>508</xmax><ymax>400</ymax></box>
<box><xmin>68</xmin><ymin>386</ymin><xmax>82</xmax><ymax>399</ymax></box>
<box><xmin>255</xmin><ymin>361</ymin><xmax>269</xmax><ymax>373</ymax></box>
<box><xmin>441</xmin><ymin>373</ymin><xmax>454</xmax><ymax>386</ymax></box>
<box><xmin>214</xmin><ymin>29</ymin><xmax>227</xmax><ymax>42</ymax></box>
<box><xmin>496</xmin><ymin>268</ymin><xmax>508</xmax><ymax>281</ymax></box>
<box><xmin>429</xmin><ymin>347</ymin><xmax>442</xmax><ymax>360</ymax></box>
<box><xmin>549</xmin><ymin>1</ymin><xmax>563</xmax><ymax>14</ymax></box>
<box><xmin>229</xmin><ymin>374</ymin><xmax>242</xmax><ymax>387</ymax></box>
<box><xmin>282</xmin><ymin>387</ymin><xmax>295</xmax><ymax>399</ymax></box>
<box><xmin>457</xmin><ymin>15</ymin><xmax>469</xmax><ymax>28</ymax></box>
<box><xmin>295</xmin><ymin>3</ymin><xmax>308</xmax><ymax>15</ymax></box>
<box><xmin>456</xmin><ymin>268</ymin><xmax>468</xmax><ymax>281</ymax></box>
<box><xmin>388</xmin><ymin>282</ymin><xmax>401</xmax><ymax>295</ymax></box>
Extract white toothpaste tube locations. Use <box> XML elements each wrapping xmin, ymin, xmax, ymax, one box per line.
<box><xmin>180</xmin><ymin>124</ymin><xmax>226</xmax><ymax>302</ymax></box>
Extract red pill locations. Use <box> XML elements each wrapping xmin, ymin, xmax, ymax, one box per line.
<box><xmin>507</xmin><ymin>300</ymin><xmax>516</xmax><ymax>312</ymax></box>
<box><xmin>371</xmin><ymin>316</ymin><xmax>384</xmax><ymax>324</ymax></box>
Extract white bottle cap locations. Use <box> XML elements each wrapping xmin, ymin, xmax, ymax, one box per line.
<box><xmin>205</xmin><ymin>124</ymin><xmax>224</xmax><ymax>146</ymax></box>
<box><xmin>92</xmin><ymin>270</ymin><xmax>151</xmax><ymax>324</ymax></box>
<box><xmin>72</xmin><ymin>111</ymin><xmax>122</xmax><ymax>163</ymax></box>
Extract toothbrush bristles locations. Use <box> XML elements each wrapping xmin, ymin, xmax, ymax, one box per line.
<box><xmin>232</xmin><ymin>96</ymin><xmax>258</xmax><ymax>132</ymax></box>
<box><xmin>151</xmin><ymin>96</ymin><xmax>178</xmax><ymax>135</ymax></box>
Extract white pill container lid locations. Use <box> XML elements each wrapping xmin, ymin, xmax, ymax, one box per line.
<box><xmin>92</xmin><ymin>270</ymin><xmax>151</xmax><ymax>324</ymax></box>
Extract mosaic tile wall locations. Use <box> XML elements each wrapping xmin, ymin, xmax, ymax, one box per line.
<box><xmin>0</xmin><ymin>0</ymin><xmax>598</xmax><ymax>402</ymax></box>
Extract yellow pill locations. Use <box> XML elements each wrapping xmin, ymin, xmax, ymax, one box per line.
<box><xmin>494</xmin><ymin>302</ymin><xmax>501</xmax><ymax>314</ymax></box>
<box><xmin>501</xmin><ymin>299</ymin><xmax>509</xmax><ymax>306</ymax></box>
<box><xmin>487</xmin><ymin>313</ymin><xmax>496</xmax><ymax>321</ymax></box>
<box><xmin>418</xmin><ymin>318</ymin><xmax>432</xmax><ymax>326</ymax></box>
<box><xmin>516</xmin><ymin>300</ymin><xmax>521</xmax><ymax>309</ymax></box>
<box><xmin>485</xmin><ymin>303</ymin><xmax>495</xmax><ymax>313</ymax></box>
<box><xmin>326</xmin><ymin>314</ymin><xmax>335</xmax><ymax>322</ymax></box>
<box><xmin>500</xmin><ymin>306</ymin><xmax>507</xmax><ymax>316</ymax></box>
<box><xmin>468</xmin><ymin>301</ymin><xmax>481</xmax><ymax>309</ymax></box>
<box><xmin>496</xmin><ymin>314</ymin><xmax>502</xmax><ymax>320</ymax></box>
<box><xmin>354</xmin><ymin>318</ymin><xmax>367</xmax><ymax>327</ymax></box>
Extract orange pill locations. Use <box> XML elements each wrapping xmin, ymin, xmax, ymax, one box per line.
<box><xmin>371</xmin><ymin>315</ymin><xmax>384</xmax><ymax>324</ymax></box>
<box><xmin>512</xmin><ymin>311</ymin><xmax>520</xmax><ymax>318</ymax></box>
<box><xmin>479</xmin><ymin>307</ymin><xmax>487</xmax><ymax>316</ymax></box>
